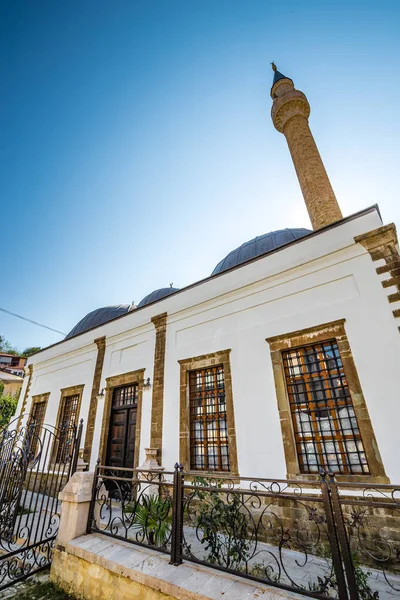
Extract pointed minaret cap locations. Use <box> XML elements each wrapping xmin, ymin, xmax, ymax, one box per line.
<box><xmin>270</xmin><ymin>62</ymin><xmax>293</xmax><ymax>97</ymax></box>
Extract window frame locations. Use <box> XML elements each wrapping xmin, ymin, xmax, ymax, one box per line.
<box><xmin>267</xmin><ymin>319</ymin><xmax>388</xmax><ymax>484</ymax></box>
<box><xmin>28</xmin><ymin>393</ymin><xmax>49</xmax><ymax>458</ymax></box>
<box><xmin>188</xmin><ymin>364</ymin><xmax>230</xmax><ymax>472</ymax></box>
<box><xmin>179</xmin><ymin>349</ymin><xmax>239</xmax><ymax>475</ymax></box>
<box><xmin>52</xmin><ymin>385</ymin><xmax>84</xmax><ymax>466</ymax></box>
<box><xmin>282</xmin><ymin>340</ymin><xmax>369</xmax><ymax>476</ymax></box>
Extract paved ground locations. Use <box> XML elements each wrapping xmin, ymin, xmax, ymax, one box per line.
<box><xmin>0</xmin><ymin>571</ymin><xmax>50</xmax><ymax>599</ymax></box>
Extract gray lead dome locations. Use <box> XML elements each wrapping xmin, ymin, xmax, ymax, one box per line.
<box><xmin>65</xmin><ymin>305</ymin><xmax>131</xmax><ymax>339</ymax></box>
<box><xmin>211</xmin><ymin>228</ymin><xmax>311</xmax><ymax>275</ymax></box>
<box><xmin>137</xmin><ymin>287</ymin><xmax>180</xmax><ymax>308</ymax></box>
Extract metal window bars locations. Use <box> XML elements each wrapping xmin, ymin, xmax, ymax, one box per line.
<box><xmin>282</xmin><ymin>341</ymin><xmax>369</xmax><ymax>475</ymax></box>
<box><xmin>55</xmin><ymin>394</ymin><xmax>80</xmax><ymax>464</ymax></box>
<box><xmin>112</xmin><ymin>384</ymin><xmax>138</xmax><ymax>408</ymax></box>
<box><xmin>188</xmin><ymin>365</ymin><xmax>230</xmax><ymax>472</ymax></box>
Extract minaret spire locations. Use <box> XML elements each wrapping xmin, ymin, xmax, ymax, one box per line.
<box><xmin>270</xmin><ymin>64</ymin><xmax>343</xmax><ymax>230</ymax></box>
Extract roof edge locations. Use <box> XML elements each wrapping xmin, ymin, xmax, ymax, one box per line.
<box><xmin>28</xmin><ymin>204</ymin><xmax>382</xmax><ymax>359</ymax></box>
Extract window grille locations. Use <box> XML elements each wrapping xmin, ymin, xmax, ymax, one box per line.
<box><xmin>282</xmin><ymin>340</ymin><xmax>369</xmax><ymax>475</ymax></box>
<box><xmin>189</xmin><ymin>365</ymin><xmax>230</xmax><ymax>471</ymax></box>
<box><xmin>112</xmin><ymin>384</ymin><xmax>138</xmax><ymax>408</ymax></box>
<box><xmin>55</xmin><ymin>393</ymin><xmax>79</xmax><ymax>463</ymax></box>
<box><xmin>29</xmin><ymin>400</ymin><xmax>47</xmax><ymax>457</ymax></box>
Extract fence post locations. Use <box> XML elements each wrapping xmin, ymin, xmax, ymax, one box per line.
<box><xmin>87</xmin><ymin>459</ymin><xmax>100</xmax><ymax>534</ymax></box>
<box><xmin>319</xmin><ymin>469</ymin><xmax>349</xmax><ymax>600</ymax></box>
<box><xmin>328</xmin><ymin>478</ymin><xmax>359</xmax><ymax>600</ymax></box>
<box><xmin>170</xmin><ymin>462</ymin><xmax>184</xmax><ymax>566</ymax></box>
<box><xmin>71</xmin><ymin>419</ymin><xmax>84</xmax><ymax>476</ymax></box>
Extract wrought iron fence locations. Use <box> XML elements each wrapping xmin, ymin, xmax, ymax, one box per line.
<box><xmin>88</xmin><ymin>465</ymin><xmax>175</xmax><ymax>555</ymax></box>
<box><xmin>88</xmin><ymin>464</ymin><xmax>400</xmax><ymax>600</ymax></box>
<box><xmin>0</xmin><ymin>416</ymin><xmax>83</xmax><ymax>590</ymax></box>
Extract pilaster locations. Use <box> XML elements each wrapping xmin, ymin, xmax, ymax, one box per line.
<box><xmin>83</xmin><ymin>337</ymin><xmax>106</xmax><ymax>464</ymax></box>
<box><xmin>150</xmin><ymin>313</ymin><xmax>167</xmax><ymax>464</ymax></box>
<box><xmin>17</xmin><ymin>364</ymin><xmax>33</xmax><ymax>428</ymax></box>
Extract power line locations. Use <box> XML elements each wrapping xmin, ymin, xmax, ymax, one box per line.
<box><xmin>0</xmin><ymin>307</ymin><xmax>66</xmax><ymax>336</ymax></box>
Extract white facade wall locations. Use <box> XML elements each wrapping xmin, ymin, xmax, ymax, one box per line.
<box><xmin>24</xmin><ymin>208</ymin><xmax>400</xmax><ymax>482</ymax></box>
<box><xmin>90</xmin><ymin>324</ymin><xmax>156</xmax><ymax>471</ymax></box>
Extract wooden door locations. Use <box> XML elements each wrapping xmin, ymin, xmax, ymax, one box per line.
<box><xmin>105</xmin><ymin>384</ymin><xmax>138</xmax><ymax>469</ymax></box>
<box><xmin>124</xmin><ymin>408</ymin><xmax>137</xmax><ymax>468</ymax></box>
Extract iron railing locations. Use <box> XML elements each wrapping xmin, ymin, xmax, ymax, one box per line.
<box><xmin>88</xmin><ymin>464</ymin><xmax>400</xmax><ymax>600</ymax></box>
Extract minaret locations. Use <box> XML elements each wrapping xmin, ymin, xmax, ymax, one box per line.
<box><xmin>270</xmin><ymin>63</ymin><xmax>343</xmax><ymax>230</ymax></box>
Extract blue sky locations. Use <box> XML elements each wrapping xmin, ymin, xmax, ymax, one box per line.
<box><xmin>1</xmin><ymin>0</ymin><xmax>400</xmax><ymax>350</ymax></box>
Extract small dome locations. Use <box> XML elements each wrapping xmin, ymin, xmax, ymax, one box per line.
<box><xmin>211</xmin><ymin>228</ymin><xmax>311</xmax><ymax>275</ymax></box>
<box><xmin>137</xmin><ymin>287</ymin><xmax>179</xmax><ymax>308</ymax></box>
<box><xmin>65</xmin><ymin>305</ymin><xmax>131</xmax><ymax>339</ymax></box>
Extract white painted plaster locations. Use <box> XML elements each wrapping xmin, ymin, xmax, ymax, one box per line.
<box><xmin>23</xmin><ymin>208</ymin><xmax>400</xmax><ymax>483</ymax></box>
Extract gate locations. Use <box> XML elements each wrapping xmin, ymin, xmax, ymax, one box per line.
<box><xmin>0</xmin><ymin>415</ymin><xmax>83</xmax><ymax>590</ymax></box>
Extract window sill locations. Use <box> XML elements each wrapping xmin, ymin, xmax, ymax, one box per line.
<box><xmin>183</xmin><ymin>469</ymin><xmax>240</xmax><ymax>482</ymax></box>
<box><xmin>287</xmin><ymin>472</ymin><xmax>390</xmax><ymax>485</ymax></box>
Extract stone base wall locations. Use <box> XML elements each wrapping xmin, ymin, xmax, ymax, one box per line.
<box><xmin>250</xmin><ymin>495</ymin><xmax>400</xmax><ymax>570</ymax></box>
<box><xmin>184</xmin><ymin>492</ymin><xmax>400</xmax><ymax>570</ymax></box>
<box><xmin>51</xmin><ymin>548</ymin><xmax>175</xmax><ymax>600</ymax></box>
<box><xmin>24</xmin><ymin>472</ymin><xmax>69</xmax><ymax>495</ymax></box>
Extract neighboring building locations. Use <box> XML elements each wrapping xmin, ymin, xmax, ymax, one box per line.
<box><xmin>15</xmin><ymin>66</ymin><xmax>400</xmax><ymax>485</ymax></box>
<box><xmin>0</xmin><ymin>353</ymin><xmax>27</xmax><ymax>377</ymax></box>
<box><xmin>0</xmin><ymin>370</ymin><xmax>24</xmax><ymax>398</ymax></box>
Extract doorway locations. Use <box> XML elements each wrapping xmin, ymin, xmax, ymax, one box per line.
<box><xmin>105</xmin><ymin>383</ymin><xmax>138</xmax><ymax>469</ymax></box>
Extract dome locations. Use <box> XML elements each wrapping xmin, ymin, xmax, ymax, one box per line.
<box><xmin>65</xmin><ymin>305</ymin><xmax>131</xmax><ymax>339</ymax></box>
<box><xmin>137</xmin><ymin>287</ymin><xmax>179</xmax><ymax>308</ymax></box>
<box><xmin>211</xmin><ymin>228</ymin><xmax>312</xmax><ymax>275</ymax></box>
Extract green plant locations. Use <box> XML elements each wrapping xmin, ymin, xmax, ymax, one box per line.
<box><xmin>352</xmin><ymin>552</ymin><xmax>379</xmax><ymax>600</ymax></box>
<box><xmin>13</xmin><ymin>579</ymin><xmax>76</xmax><ymax>600</ymax></box>
<box><xmin>250</xmin><ymin>562</ymin><xmax>280</xmax><ymax>582</ymax></box>
<box><xmin>307</xmin><ymin>551</ymin><xmax>379</xmax><ymax>599</ymax></box>
<box><xmin>191</xmin><ymin>476</ymin><xmax>252</xmax><ymax>571</ymax></box>
<box><xmin>17</xmin><ymin>505</ymin><xmax>32</xmax><ymax>516</ymax></box>
<box><xmin>0</xmin><ymin>382</ymin><xmax>19</xmax><ymax>429</ymax></box>
<box><xmin>130</xmin><ymin>494</ymin><xmax>172</xmax><ymax>547</ymax></box>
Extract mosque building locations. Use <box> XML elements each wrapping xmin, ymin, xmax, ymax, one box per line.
<box><xmin>16</xmin><ymin>65</ymin><xmax>400</xmax><ymax>483</ymax></box>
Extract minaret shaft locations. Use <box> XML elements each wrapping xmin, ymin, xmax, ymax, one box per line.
<box><xmin>283</xmin><ymin>114</ymin><xmax>342</xmax><ymax>230</ymax></box>
<box><xmin>270</xmin><ymin>70</ymin><xmax>343</xmax><ymax>230</ymax></box>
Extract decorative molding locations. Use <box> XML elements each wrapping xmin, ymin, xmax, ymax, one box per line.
<box><xmin>272</xmin><ymin>97</ymin><xmax>310</xmax><ymax>133</ymax></box>
<box><xmin>355</xmin><ymin>224</ymin><xmax>400</xmax><ymax>333</ymax></box>
<box><xmin>267</xmin><ymin>320</ymin><xmax>388</xmax><ymax>484</ymax></box>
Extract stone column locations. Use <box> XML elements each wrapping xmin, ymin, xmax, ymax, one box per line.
<box><xmin>271</xmin><ymin>67</ymin><xmax>342</xmax><ymax>230</ymax></box>
<box><xmin>56</xmin><ymin>471</ymin><xmax>94</xmax><ymax>548</ymax></box>
<box><xmin>83</xmin><ymin>337</ymin><xmax>106</xmax><ymax>465</ymax></box>
<box><xmin>139</xmin><ymin>448</ymin><xmax>165</xmax><ymax>497</ymax></box>
<box><xmin>150</xmin><ymin>313</ymin><xmax>167</xmax><ymax>465</ymax></box>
